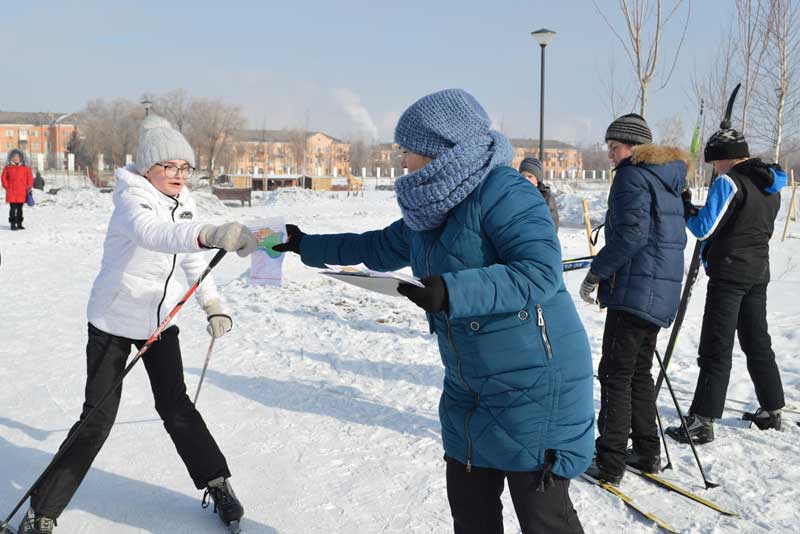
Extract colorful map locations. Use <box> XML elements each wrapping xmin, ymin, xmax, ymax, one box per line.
<box><xmin>248</xmin><ymin>218</ymin><xmax>286</xmax><ymax>286</ymax></box>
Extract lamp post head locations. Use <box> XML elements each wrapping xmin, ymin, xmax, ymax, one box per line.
<box><xmin>141</xmin><ymin>98</ymin><xmax>153</xmax><ymax>116</ymax></box>
<box><xmin>531</xmin><ymin>28</ymin><xmax>556</xmax><ymax>47</ymax></box>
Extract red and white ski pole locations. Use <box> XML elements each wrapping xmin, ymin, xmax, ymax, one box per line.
<box><xmin>0</xmin><ymin>249</ymin><xmax>227</xmax><ymax>533</ymax></box>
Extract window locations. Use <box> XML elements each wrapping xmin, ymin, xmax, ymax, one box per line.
<box><xmin>31</xmin><ymin>143</ymin><xmax>41</xmax><ymax>151</ymax></box>
<box><xmin>19</xmin><ymin>129</ymin><xmax>27</xmax><ymax>136</ymax></box>
<box><xmin>5</xmin><ymin>129</ymin><xmax>13</xmax><ymax>137</ymax></box>
<box><xmin>6</xmin><ymin>142</ymin><xmax>14</xmax><ymax>150</ymax></box>
<box><xmin>30</xmin><ymin>130</ymin><xmax>39</xmax><ymax>137</ymax></box>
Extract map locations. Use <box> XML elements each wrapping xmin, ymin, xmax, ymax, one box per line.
<box><xmin>249</xmin><ymin>217</ymin><xmax>286</xmax><ymax>286</ymax></box>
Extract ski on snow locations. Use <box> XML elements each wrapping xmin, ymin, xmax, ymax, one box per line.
<box><xmin>625</xmin><ymin>466</ymin><xmax>739</xmax><ymax>517</ymax></box>
<box><xmin>580</xmin><ymin>473</ymin><xmax>679</xmax><ymax>534</ymax></box>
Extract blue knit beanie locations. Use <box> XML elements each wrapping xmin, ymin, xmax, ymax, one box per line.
<box><xmin>394</xmin><ymin>89</ymin><xmax>492</xmax><ymax>158</ymax></box>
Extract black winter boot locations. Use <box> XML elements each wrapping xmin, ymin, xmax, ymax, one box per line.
<box><xmin>666</xmin><ymin>414</ymin><xmax>715</xmax><ymax>444</ymax></box>
<box><xmin>585</xmin><ymin>459</ymin><xmax>624</xmax><ymax>486</ymax></box>
<box><xmin>203</xmin><ymin>477</ymin><xmax>244</xmax><ymax>530</ymax></box>
<box><xmin>742</xmin><ymin>408</ymin><xmax>782</xmax><ymax>430</ymax></box>
<box><xmin>18</xmin><ymin>507</ymin><xmax>56</xmax><ymax>534</ymax></box>
<box><xmin>625</xmin><ymin>448</ymin><xmax>662</xmax><ymax>473</ymax></box>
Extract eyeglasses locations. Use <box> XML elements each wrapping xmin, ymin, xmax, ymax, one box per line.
<box><xmin>155</xmin><ymin>163</ymin><xmax>195</xmax><ymax>178</ymax></box>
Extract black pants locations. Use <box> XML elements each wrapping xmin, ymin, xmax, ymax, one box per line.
<box><xmin>31</xmin><ymin>323</ymin><xmax>230</xmax><ymax>519</ymax></box>
<box><xmin>8</xmin><ymin>202</ymin><xmax>23</xmax><ymax>225</ymax></box>
<box><xmin>446</xmin><ymin>455</ymin><xmax>583</xmax><ymax>534</ymax></box>
<box><xmin>690</xmin><ymin>278</ymin><xmax>785</xmax><ymax>419</ymax></box>
<box><xmin>595</xmin><ymin>309</ymin><xmax>661</xmax><ymax>475</ymax></box>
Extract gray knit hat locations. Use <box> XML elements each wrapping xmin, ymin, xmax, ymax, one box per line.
<box><xmin>605</xmin><ymin>113</ymin><xmax>652</xmax><ymax>146</ymax></box>
<box><xmin>518</xmin><ymin>157</ymin><xmax>543</xmax><ymax>182</ymax></box>
<box><xmin>135</xmin><ymin>114</ymin><xmax>195</xmax><ymax>174</ymax></box>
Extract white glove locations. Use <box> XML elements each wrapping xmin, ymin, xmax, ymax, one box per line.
<box><xmin>203</xmin><ymin>299</ymin><xmax>232</xmax><ymax>338</ymax></box>
<box><xmin>580</xmin><ymin>271</ymin><xmax>600</xmax><ymax>305</ymax></box>
<box><xmin>199</xmin><ymin>223</ymin><xmax>258</xmax><ymax>257</ymax></box>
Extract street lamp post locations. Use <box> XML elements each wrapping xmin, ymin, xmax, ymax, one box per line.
<box><xmin>531</xmin><ymin>28</ymin><xmax>556</xmax><ymax>162</ymax></box>
<box><xmin>141</xmin><ymin>98</ymin><xmax>153</xmax><ymax>117</ymax></box>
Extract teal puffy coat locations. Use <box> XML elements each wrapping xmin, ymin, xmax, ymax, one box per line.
<box><xmin>300</xmin><ymin>166</ymin><xmax>594</xmax><ymax>478</ymax></box>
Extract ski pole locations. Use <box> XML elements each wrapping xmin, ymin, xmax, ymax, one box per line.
<box><xmin>0</xmin><ymin>250</ymin><xmax>227</xmax><ymax>532</ymax></box>
<box><xmin>654</xmin><ymin>403</ymin><xmax>673</xmax><ymax>471</ymax></box>
<box><xmin>562</xmin><ymin>259</ymin><xmax>594</xmax><ymax>272</ymax></box>
<box><xmin>654</xmin><ymin>349</ymin><xmax>718</xmax><ymax>489</ymax></box>
<box><xmin>193</xmin><ymin>336</ymin><xmax>217</xmax><ymax>405</ymax></box>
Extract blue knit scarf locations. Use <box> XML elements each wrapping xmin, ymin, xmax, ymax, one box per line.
<box><xmin>394</xmin><ymin>131</ymin><xmax>514</xmax><ymax>231</ymax></box>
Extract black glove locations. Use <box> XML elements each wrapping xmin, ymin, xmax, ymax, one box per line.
<box><xmin>682</xmin><ymin>190</ymin><xmax>698</xmax><ymax>220</ymax></box>
<box><xmin>579</xmin><ymin>271</ymin><xmax>600</xmax><ymax>305</ymax></box>
<box><xmin>397</xmin><ymin>276</ymin><xmax>449</xmax><ymax>314</ymax></box>
<box><xmin>272</xmin><ymin>224</ymin><xmax>306</xmax><ymax>254</ymax></box>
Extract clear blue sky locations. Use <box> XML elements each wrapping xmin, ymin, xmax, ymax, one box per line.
<box><xmin>4</xmin><ymin>0</ymin><xmax>730</xmax><ymax>145</ymax></box>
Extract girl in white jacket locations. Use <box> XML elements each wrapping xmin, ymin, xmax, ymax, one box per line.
<box><xmin>20</xmin><ymin>115</ymin><xmax>256</xmax><ymax>534</ymax></box>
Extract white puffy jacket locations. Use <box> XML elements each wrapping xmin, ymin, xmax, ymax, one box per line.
<box><xmin>87</xmin><ymin>165</ymin><xmax>220</xmax><ymax>340</ymax></box>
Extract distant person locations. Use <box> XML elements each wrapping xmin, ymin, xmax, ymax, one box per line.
<box><xmin>33</xmin><ymin>171</ymin><xmax>45</xmax><ymax>191</ymax></box>
<box><xmin>19</xmin><ymin>115</ymin><xmax>258</xmax><ymax>534</ymax></box>
<box><xmin>519</xmin><ymin>157</ymin><xmax>559</xmax><ymax>230</ymax></box>
<box><xmin>666</xmin><ymin>126</ymin><xmax>787</xmax><ymax>444</ymax></box>
<box><xmin>2</xmin><ymin>149</ymin><xmax>34</xmax><ymax>230</ymax></box>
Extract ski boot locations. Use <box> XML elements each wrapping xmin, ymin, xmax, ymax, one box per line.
<box><xmin>666</xmin><ymin>414</ymin><xmax>715</xmax><ymax>444</ymax></box>
<box><xmin>584</xmin><ymin>459</ymin><xmax>624</xmax><ymax>486</ymax></box>
<box><xmin>203</xmin><ymin>477</ymin><xmax>244</xmax><ymax>533</ymax></box>
<box><xmin>18</xmin><ymin>508</ymin><xmax>56</xmax><ymax>534</ymax></box>
<box><xmin>625</xmin><ymin>448</ymin><xmax>662</xmax><ymax>473</ymax></box>
<box><xmin>742</xmin><ymin>408</ymin><xmax>782</xmax><ymax>431</ymax></box>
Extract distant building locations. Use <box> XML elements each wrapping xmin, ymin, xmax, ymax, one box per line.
<box><xmin>0</xmin><ymin>111</ymin><xmax>77</xmax><ymax>169</ymax></box>
<box><xmin>223</xmin><ymin>129</ymin><xmax>350</xmax><ymax>177</ymax></box>
<box><xmin>509</xmin><ymin>139</ymin><xmax>583</xmax><ymax>178</ymax></box>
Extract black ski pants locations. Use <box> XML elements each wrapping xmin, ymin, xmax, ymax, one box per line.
<box><xmin>690</xmin><ymin>278</ymin><xmax>785</xmax><ymax>419</ymax></box>
<box><xmin>31</xmin><ymin>323</ymin><xmax>230</xmax><ymax>519</ymax></box>
<box><xmin>445</xmin><ymin>454</ymin><xmax>584</xmax><ymax>534</ymax></box>
<box><xmin>595</xmin><ymin>309</ymin><xmax>661</xmax><ymax>475</ymax></box>
<box><xmin>8</xmin><ymin>202</ymin><xmax>23</xmax><ymax>225</ymax></box>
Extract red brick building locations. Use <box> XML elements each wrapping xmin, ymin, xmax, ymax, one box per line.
<box><xmin>0</xmin><ymin>111</ymin><xmax>77</xmax><ymax>169</ymax></box>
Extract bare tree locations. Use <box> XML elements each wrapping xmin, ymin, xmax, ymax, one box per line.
<box><xmin>286</xmin><ymin>129</ymin><xmax>308</xmax><ymax>175</ymax></box>
<box><xmin>752</xmin><ymin>0</ymin><xmax>800</xmax><ymax>163</ymax></box>
<box><xmin>690</xmin><ymin>27</ymin><xmax>738</xmax><ymax>128</ymax></box>
<box><xmin>656</xmin><ymin>113</ymin><xmax>686</xmax><ymax>146</ymax></box>
<box><xmin>597</xmin><ymin>53</ymin><xmax>636</xmax><ymax>120</ymax></box>
<box><xmin>593</xmin><ymin>0</ymin><xmax>691</xmax><ymax>116</ymax></box>
<box><xmin>736</xmin><ymin>1</ymin><xmax>771</xmax><ymax>133</ymax></box>
<box><xmin>185</xmin><ymin>98</ymin><xmax>245</xmax><ymax>175</ymax></box>
<box><xmin>77</xmin><ymin>98</ymin><xmax>141</xmax><ymax>170</ymax></box>
<box><xmin>152</xmin><ymin>89</ymin><xmax>193</xmax><ymax>133</ymax></box>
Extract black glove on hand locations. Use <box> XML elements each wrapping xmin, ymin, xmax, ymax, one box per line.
<box><xmin>397</xmin><ymin>276</ymin><xmax>449</xmax><ymax>314</ymax></box>
<box><xmin>272</xmin><ymin>224</ymin><xmax>306</xmax><ymax>254</ymax></box>
<box><xmin>682</xmin><ymin>190</ymin><xmax>698</xmax><ymax>220</ymax></box>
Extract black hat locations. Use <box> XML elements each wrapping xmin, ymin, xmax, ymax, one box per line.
<box><xmin>519</xmin><ymin>157</ymin><xmax>543</xmax><ymax>182</ymax></box>
<box><xmin>704</xmin><ymin>128</ymin><xmax>749</xmax><ymax>162</ymax></box>
<box><xmin>605</xmin><ymin>113</ymin><xmax>653</xmax><ymax>146</ymax></box>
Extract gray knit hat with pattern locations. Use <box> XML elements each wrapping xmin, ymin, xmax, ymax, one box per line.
<box><xmin>135</xmin><ymin>114</ymin><xmax>195</xmax><ymax>174</ymax></box>
<box><xmin>605</xmin><ymin>113</ymin><xmax>653</xmax><ymax>146</ymax></box>
<box><xmin>519</xmin><ymin>157</ymin><xmax>543</xmax><ymax>181</ymax></box>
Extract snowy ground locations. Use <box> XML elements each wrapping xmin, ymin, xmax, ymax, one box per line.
<box><xmin>1</xmin><ymin>183</ymin><xmax>799</xmax><ymax>533</ymax></box>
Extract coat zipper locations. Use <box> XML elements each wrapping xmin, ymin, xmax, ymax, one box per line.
<box><xmin>155</xmin><ymin>199</ymin><xmax>180</xmax><ymax>328</ymax></box>
<box><xmin>427</xmin><ymin>237</ymin><xmax>479</xmax><ymax>472</ymax></box>
<box><xmin>536</xmin><ymin>305</ymin><xmax>553</xmax><ymax>359</ymax></box>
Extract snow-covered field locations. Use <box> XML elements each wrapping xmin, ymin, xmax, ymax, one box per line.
<box><xmin>1</xmin><ymin>183</ymin><xmax>799</xmax><ymax>533</ymax></box>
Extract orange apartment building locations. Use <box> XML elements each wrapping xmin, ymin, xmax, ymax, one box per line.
<box><xmin>226</xmin><ymin>130</ymin><xmax>350</xmax><ymax>177</ymax></box>
<box><xmin>0</xmin><ymin>111</ymin><xmax>78</xmax><ymax>170</ymax></box>
<box><xmin>510</xmin><ymin>139</ymin><xmax>582</xmax><ymax>178</ymax></box>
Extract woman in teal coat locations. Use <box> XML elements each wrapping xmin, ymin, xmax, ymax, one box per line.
<box><xmin>275</xmin><ymin>89</ymin><xmax>593</xmax><ymax>534</ymax></box>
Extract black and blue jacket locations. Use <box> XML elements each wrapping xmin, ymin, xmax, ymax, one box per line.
<box><xmin>688</xmin><ymin>158</ymin><xmax>786</xmax><ymax>284</ymax></box>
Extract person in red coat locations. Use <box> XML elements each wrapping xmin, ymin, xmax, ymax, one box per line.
<box><xmin>2</xmin><ymin>149</ymin><xmax>34</xmax><ymax>230</ymax></box>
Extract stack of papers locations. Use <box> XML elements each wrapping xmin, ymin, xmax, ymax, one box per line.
<box><xmin>321</xmin><ymin>264</ymin><xmax>423</xmax><ymax>297</ymax></box>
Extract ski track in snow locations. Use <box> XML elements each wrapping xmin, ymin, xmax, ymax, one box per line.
<box><xmin>1</xmin><ymin>185</ymin><xmax>798</xmax><ymax>533</ymax></box>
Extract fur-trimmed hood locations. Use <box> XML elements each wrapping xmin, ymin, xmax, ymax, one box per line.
<box><xmin>6</xmin><ymin>149</ymin><xmax>28</xmax><ymax>167</ymax></box>
<box><xmin>624</xmin><ymin>143</ymin><xmax>690</xmax><ymax>195</ymax></box>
